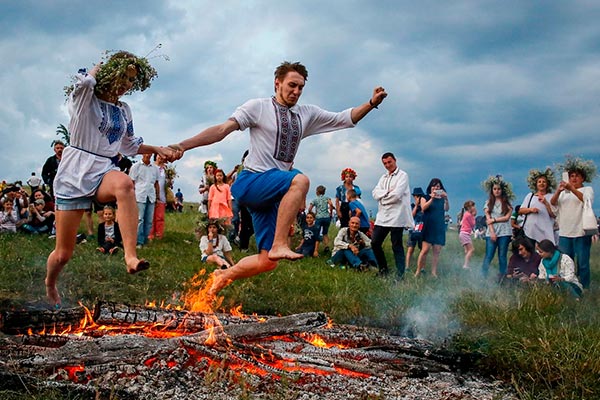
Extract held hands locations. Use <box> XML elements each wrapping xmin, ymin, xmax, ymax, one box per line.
<box><xmin>370</xmin><ymin>87</ymin><xmax>388</xmax><ymax>108</ymax></box>
<box><xmin>155</xmin><ymin>145</ymin><xmax>183</xmax><ymax>162</ymax></box>
<box><xmin>166</xmin><ymin>143</ymin><xmax>185</xmax><ymax>161</ymax></box>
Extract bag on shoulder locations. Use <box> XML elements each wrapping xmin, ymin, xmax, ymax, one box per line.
<box><xmin>410</xmin><ymin>210</ymin><xmax>424</xmax><ymax>242</ymax></box>
<box><xmin>583</xmin><ymin>197</ymin><xmax>598</xmax><ymax>236</ymax></box>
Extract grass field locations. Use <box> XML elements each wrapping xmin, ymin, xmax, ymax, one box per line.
<box><xmin>1</xmin><ymin>205</ymin><xmax>600</xmax><ymax>399</ymax></box>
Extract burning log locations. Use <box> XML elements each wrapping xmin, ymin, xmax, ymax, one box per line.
<box><xmin>0</xmin><ymin>305</ymin><xmax>515</xmax><ymax>400</ymax></box>
<box><xmin>92</xmin><ymin>301</ymin><xmax>264</xmax><ymax>332</ymax></box>
<box><xmin>15</xmin><ymin>311</ymin><xmax>328</xmax><ymax>370</ymax></box>
<box><xmin>0</xmin><ymin>306</ymin><xmax>86</xmax><ymax>334</ymax></box>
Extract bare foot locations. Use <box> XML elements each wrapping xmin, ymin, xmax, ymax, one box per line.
<box><xmin>207</xmin><ymin>269</ymin><xmax>233</xmax><ymax>299</ymax></box>
<box><xmin>127</xmin><ymin>258</ymin><xmax>150</xmax><ymax>274</ymax></box>
<box><xmin>46</xmin><ymin>284</ymin><xmax>61</xmax><ymax>308</ymax></box>
<box><xmin>268</xmin><ymin>246</ymin><xmax>304</xmax><ymax>261</ymax></box>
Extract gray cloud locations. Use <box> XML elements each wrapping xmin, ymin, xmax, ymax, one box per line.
<box><xmin>1</xmin><ymin>0</ymin><xmax>599</xmax><ymax>217</ymax></box>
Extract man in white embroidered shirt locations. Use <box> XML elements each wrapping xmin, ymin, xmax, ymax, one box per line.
<box><xmin>371</xmin><ymin>152</ymin><xmax>414</xmax><ymax>279</ymax></box>
<box><xmin>172</xmin><ymin>61</ymin><xmax>387</xmax><ymax>299</ymax></box>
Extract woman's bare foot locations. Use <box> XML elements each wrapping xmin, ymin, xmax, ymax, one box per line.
<box><xmin>46</xmin><ymin>283</ymin><xmax>61</xmax><ymax>308</ymax></box>
<box><xmin>268</xmin><ymin>246</ymin><xmax>304</xmax><ymax>261</ymax></box>
<box><xmin>126</xmin><ymin>257</ymin><xmax>150</xmax><ymax>274</ymax></box>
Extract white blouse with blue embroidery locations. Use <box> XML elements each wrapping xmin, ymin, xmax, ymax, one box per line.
<box><xmin>54</xmin><ymin>73</ymin><xmax>143</xmax><ymax>199</ymax></box>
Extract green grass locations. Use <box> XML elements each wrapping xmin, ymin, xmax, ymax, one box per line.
<box><xmin>1</xmin><ymin>206</ymin><xmax>600</xmax><ymax>399</ymax></box>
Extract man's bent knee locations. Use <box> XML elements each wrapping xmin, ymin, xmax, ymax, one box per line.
<box><xmin>291</xmin><ymin>174</ymin><xmax>310</xmax><ymax>192</ymax></box>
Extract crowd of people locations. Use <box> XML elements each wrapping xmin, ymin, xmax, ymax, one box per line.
<box><xmin>0</xmin><ymin>53</ymin><xmax>598</xmax><ymax>308</ymax></box>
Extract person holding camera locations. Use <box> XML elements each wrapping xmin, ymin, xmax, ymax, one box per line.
<box><xmin>21</xmin><ymin>199</ymin><xmax>55</xmax><ymax>234</ymax></box>
<box><xmin>415</xmin><ymin>178</ymin><xmax>449</xmax><ymax>278</ymax></box>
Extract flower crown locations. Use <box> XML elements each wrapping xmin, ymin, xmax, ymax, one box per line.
<box><xmin>340</xmin><ymin>168</ymin><xmax>357</xmax><ymax>181</ymax></box>
<box><xmin>482</xmin><ymin>174</ymin><xmax>515</xmax><ymax>201</ymax></box>
<box><xmin>196</xmin><ymin>217</ymin><xmax>228</xmax><ymax>236</ymax></box>
<box><xmin>64</xmin><ymin>48</ymin><xmax>161</xmax><ymax>98</ymax></box>
<box><xmin>526</xmin><ymin>168</ymin><xmax>557</xmax><ymax>192</ymax></box>
<box><xmin>204</xmin><ymin>160</ymin><xmax>218</xmax><ymax>170</ymax></box>
<box><xmin>556</xmin><ymin>155</ymin><xmax>597</xmax><ymax>183</ymax></box>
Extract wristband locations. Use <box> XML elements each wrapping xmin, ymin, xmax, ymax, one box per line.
<box><xmin>369</xmin><ymin>99</ymin><xmax>378</xmax><ymax>109</ymax></box>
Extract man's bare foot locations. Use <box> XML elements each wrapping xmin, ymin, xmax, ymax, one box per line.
<box><xmin>268</xmin><ymin>246</ymin><xmax>304</xmax><ymax>261</ymax></box>
<box><xmin>208</xmin><ymin>269</ymin><xmax>232</xmax><ymax>299</ymax></box>
<box><xmin>127</xmin><ymin>258</ymin><xmax>150</xmax><ymax>274</ymax></box>
<box><xmin>46</xmin><ymin>284</ymin><xmax>61</xmax><ymax>308</ymax></box>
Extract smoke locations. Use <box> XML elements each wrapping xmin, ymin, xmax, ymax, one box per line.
<box><xmin>399</xmin><ymin>247</ymin><xmax>497</xmax><ymax>342</ymax></box>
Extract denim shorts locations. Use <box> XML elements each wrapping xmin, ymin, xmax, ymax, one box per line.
<box><xmin>55</xmin><ymin>196</ymin><xmax>94</xmax><ymax>211</ymax></box>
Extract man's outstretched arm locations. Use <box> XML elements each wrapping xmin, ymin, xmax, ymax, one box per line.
<box><xmin>350</xmin><ymin>86</ymin><xmax>388</xmax><ymax>124</ymax></box>
<box><xmin>170</xmin><ymin>119</ymin><xmax>240</xmax><ymax>155</ymax></box>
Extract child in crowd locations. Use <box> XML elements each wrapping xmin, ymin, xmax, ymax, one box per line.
<box><xmin>405</xmin><ymin>187</ymin><xmax>425</xmax><ymax>270</ymax></box>
<box><xmin>481</xmin><ymin>175</ymin><xmax>514</xmax><ymax>281</ymax></box>
<box><xmin>208</xmin><ymin>169</ymin><xmax>233</xmax><ymax>226</ymax></box>
<box><xmin>308</xmin><ymin>185</ymin><xmax>333</xmax><ymax>253</ymax></box>
<box><xmin>0</xmin><ymin>200</ymin><xmax>18</xmax><ymax>233</ymax></box>
<box><xmin>199</xmin><ymin>220</ymin><xmax>235</xmax><ymax>269</ymax></box>
<box><xmin>295</xmin><ymin>212</ymin><xmax>321</xmax><ymax>257</ymax></box>
<box><xmin>459</xmin><ymin>200</ymin><xmax>477</xmax><ymax>269</ymax></box>
<box><xmin>347</xmin><ymin>189</ymin><xmax>370</xmax><ymax>235</ymax></box>
<box><xmin>97</xmin><ymin>206</ymin><xmax>122</xmax><ymax>255</ymax></box>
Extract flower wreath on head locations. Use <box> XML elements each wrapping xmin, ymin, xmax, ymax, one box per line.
<box><xmin>64</xmin><ymin>49</ymin><xmax>160</xmax><ymax>98</ymax></box>
<box><xmin>196</xmin><ymin>217</ymin><xmax>228</xmax><ymax>236</ymax></box>
<box><xmin>556</xmin><ymin>155</ymin><xmax>597</xmax><ymax>183</ymax></box>
<box><xmin>340</xmin><ymin>168</ymin><xmax>357</xmax><ymax>181</ymax></box>
<box><xmin>204</xmin><ymin>160</ymin><xmax>218</xmax><ymax>170</ymax></box>
<box><xmin>481</xmin><ymin>174</ymin><xmax>516</xmax><ymax>202</ymax></box>
<box><xmin>527</xmin><ymin>168</ymin><xmax>557</xmax><ymax>192</ymax></box>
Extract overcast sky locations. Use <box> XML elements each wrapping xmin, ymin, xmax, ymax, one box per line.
<box><xmin>1</xmin><ymin>0</ymin><xmax>599</xmax><ymax>217</ymax></box>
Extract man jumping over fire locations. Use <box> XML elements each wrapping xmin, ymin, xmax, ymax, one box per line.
<box><xmin>170</xmin><ymin>61</ymin><xmax>387</xmax><ymax>299</ymax></box>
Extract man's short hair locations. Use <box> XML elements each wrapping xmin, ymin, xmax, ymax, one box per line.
<box><xmin>274</xmin><ymin>61</ymin><xmax>308</xmax><ymax>82</ymax></box>
<box><xmin>381</xmin><ymin>152</ymin><xmax>396</xmax><ymax>160</ymax></box>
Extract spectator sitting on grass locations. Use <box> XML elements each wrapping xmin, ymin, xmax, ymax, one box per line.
<box><xmin>199</xmin><ymin>220</ymin><xmax>235</xmax><ymax>270</ymax></box>
<box><xmin>506</xmin><ymin>236</ymin><xmax>540</xmax><ymax>283</ymax></box>
<box><xmin>97</xmin><ymin>205</ymin><xmax>122</xmax><ymax>255</ymax></box>
<box><xmin>21</xmin><ymin>199</ymin><xmax>54</xmax><ymax>234</ymax></box>
<box><xmin>536</xmin><ymin>239</ymin><xmax>583</xmax><ymax>299</ymax></box>
<box><xmin>328</xmin><ymin>216</ymin><xmax>377</xmax><ymax>271</ymax></box>
<box><xmin>0</xmin><ymin>200</ymin><xmax>18</xmax><ymax>233</ymax></box>
<box><xmin>295</xmin><ymin>212</ymin><xmax>321</xmax><ymax>257</ymax></box>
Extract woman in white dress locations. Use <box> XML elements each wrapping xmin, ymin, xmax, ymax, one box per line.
<box><xmin>45</xmin><ymin>51</ymin><xmax>174</xmax><ymax>308</ymax></box>
<box><xmin>518</xmin><ymin>168</ymin><xmax>557</xmax><ymax>244</ymax></box>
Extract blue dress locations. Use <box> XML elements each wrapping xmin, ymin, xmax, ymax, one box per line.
<box><xmin>422</xmin><ymin>195</ymin><xmax>446</xmax><ymax>246</ymax></box>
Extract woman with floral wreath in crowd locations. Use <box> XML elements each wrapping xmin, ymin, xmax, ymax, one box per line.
<box><xmin>550</xmin><ymin>156</ymin><xmax>597</xmax><ymax>289</ymax></box>
<box><xmin>518</xmin><ymin>168</ymin><xmax>557</xmax><ymax>244</ymax></box>
<box><xmin>335</xmin><ymin>167</ymin><xmax>361</xmax><ymax>228</ymax></box>
<box><xmin>45</xmin><ymin>50</ymin><xmax>174</xmax><ymax>308</ymax></box>
<box><xmin>481</xmin><ymin>175</ymin><xmax>515</xmax><ymax>282</ymax></box>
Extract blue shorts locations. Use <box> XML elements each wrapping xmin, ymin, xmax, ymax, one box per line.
<box><xmin>55</xmin><ymin>196</ymin><xmax>94</xmax><ymax>211</ymax></box>
<box><xmin>231</xmin><ymin>168</ymin><xmax>301</xmax><ymax>251</ymax></box>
